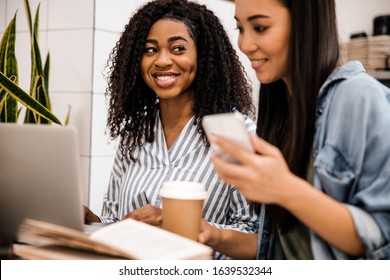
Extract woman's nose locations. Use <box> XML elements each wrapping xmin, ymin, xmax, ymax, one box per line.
<box><xmin>154</xmin><ymin>50</ymin><xmax>173</xmax><ymax>68</ymax></box>
<box><xmin>238</xmin><ymin>31</ymin><xmax>257</xmax><ymax>55</ymax></box>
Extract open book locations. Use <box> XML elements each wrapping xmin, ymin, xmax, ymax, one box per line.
<box><xmin>13</xmin><ymin>218</ymin><xmax>212</xmax><ymax>260</ymax></box>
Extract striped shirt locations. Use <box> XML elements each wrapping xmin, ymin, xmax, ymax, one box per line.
<box><xmin>100</xmin><ymin>112</ymin><xmax>259</xmax><ymax>259</ymax></box>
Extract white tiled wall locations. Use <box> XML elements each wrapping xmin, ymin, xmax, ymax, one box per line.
<box><xmin>48</xmin><ymin>30</ymin><xmax>94</xmax><ymax>93</ymax></box>
<box><xmin>2</xmin><ymin>0</ymin><xmax>389</xmax><ymax>216</ymax></box>
<box><xmin>95</xmin><ymin>0</ymin><xmax>138</xmax><ymax>32</ymax></box>
<box><xmin>79</xmin><ymin>157</ymin><xmax>91</xmax><ymax>205</ymax></box>
<box><xmin>47</xmin><ymin>0</ymin><xmax>94</xmax><ymax>30</ymax></box>
<box><xmin>50</xmin><ymin>93</ymin><xmax>92</xmax><ymax>155</ymax></box>
<box><xmin>0</xmin><ymin>0</ymin><xmax>6</xmax><ymax>32</ymax></box>
<box><xmin>336</xmin><ymin>0</ymin><xmax>390</xmax><ymax>42</ymax></box>
<box><xmin>5</xmin><ymin>0</ymin><xmax>49</xmax><ymax>32</ymax></box>
<box><xmin>92</xmin><ymin>30</ymin><xmax>119</xmax><ymax>94</ymax></box>
<box><xmin>89</xmin><ymin>156</ymin><xmax>115</xmax><ymax>214</ymax></box>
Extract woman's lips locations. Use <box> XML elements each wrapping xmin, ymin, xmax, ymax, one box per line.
<box><xmin>250</xmin><ymin>59</ymin><xmax>267</xmax><ymax>70</ymax></box>
<box><xmin>153</xmin><ymin>73</ymin><xmax>179</xmax><ymax>87</ymax></box>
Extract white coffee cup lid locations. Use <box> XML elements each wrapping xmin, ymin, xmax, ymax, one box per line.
<box><xmin>159</xmin><ymin>181</ymin><xmax>207</xmax><ymax>200</ymax></box>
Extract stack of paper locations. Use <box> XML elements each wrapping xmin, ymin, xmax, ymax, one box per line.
<box><xmin>346</xmin><ymin>37</ymin><xmax>369</xmax><ymax>67</ymax></box>
<box><xmin>367</xmin><ymin>35</ymin><xmax>390</xmax><ymax>70</ymax></box>
<box><xmin>346</xmin><ymin>35</ymin><xmax>390</xmax><ymax>71</ymax></box>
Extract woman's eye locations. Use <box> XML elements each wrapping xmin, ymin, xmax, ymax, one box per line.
<box><xmin>254</xmin><ymin>26</ymin><xmax>267</xmax><ymax>33</ymax></box>
<box><xmin>145</xmin><ymin>47</ymin><xmax>157</xmax><ymax>53</ymax></box>
<box><xmin>172</xmin><ymin>46</ymin><xmax>185</xmax><ymax>52</ymax></box>
<box><xmin>235</xmin><ymin>26</ymin><xmax>244</xmax><ymax>33</ymax></box>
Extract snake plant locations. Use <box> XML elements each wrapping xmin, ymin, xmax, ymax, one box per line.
<box><xmin>0</xmin><ymin>0</ymin><xmax>61</xmax><ymax>125</ymax></box>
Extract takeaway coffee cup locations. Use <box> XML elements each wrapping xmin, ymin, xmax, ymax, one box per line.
<box><xmin>159</xmin><ymin>181</ymin><xmax>207</xmax><ymax>240</ymax></box>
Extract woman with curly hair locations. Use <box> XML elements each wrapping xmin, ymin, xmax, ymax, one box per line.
<box><xmin>84</xmin><ymin>0</ymin><xmax>259</xmax><ymax>259</ymax></box>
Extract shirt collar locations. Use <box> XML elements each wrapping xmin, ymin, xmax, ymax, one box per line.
<box><xmin>318</xmin><ymin>60</ymin><xmax>366</xmax><ymax>103</ymax></box>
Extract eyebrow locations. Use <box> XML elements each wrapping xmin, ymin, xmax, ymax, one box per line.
<box><xmin>234</xmin><ymin>14</ymin><xmax>270</xmax><ymax>22</ymax></box>
<box><xmin>146</xmin><ymin>36</ymin><xmax>189</xmax><ymax>44</ymax></box>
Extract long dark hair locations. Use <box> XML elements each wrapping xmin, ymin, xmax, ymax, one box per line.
<box><xmin>105</xmin><ymin>0</ymin><xmax>254</xmax><ymax>159</ymax></box>
<box><xmin>256</xmin><ymin>0</ymin><xmax>340</xmax><ymax>231</ymax></box>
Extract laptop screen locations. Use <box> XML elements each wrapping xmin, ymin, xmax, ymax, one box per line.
<box><xmin>0</xmin><ymin>124</ymin><xmax>85</xmax><ymax>244</ymax></box>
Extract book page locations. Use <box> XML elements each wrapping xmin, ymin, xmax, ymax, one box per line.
<box><xmin>17</xmin><ymin>218</ymin><xmax>212</xmax><ymax>260</ymax></box>
<box><xmin>90</xmin><ymin>218</ymin><xmax>212</xmax><ymax>260</ymax></box>
<box><xmin>17</xmin><ymin>219</ymin><xmax>134</xmax><ymax>259</ymax></box>
<box><xmin>13</xmin><ymin>244</ymin><xmax>125</xmax><ymax>260</ymax></box>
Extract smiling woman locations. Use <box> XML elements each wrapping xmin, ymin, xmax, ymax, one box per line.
<box><xmin>141</xmin><ymin>19</ymin><xmax>197</xmax><ymax>119</ymax></box>
<box><xmin>208</xmin><ymin>0</ymin><xmax>390</xmax><ymax>260</ymax></box>
<box><xmin>83</xmin><ymin>0</ymin><xmax>259</xmax><ymax>260</ymax></box>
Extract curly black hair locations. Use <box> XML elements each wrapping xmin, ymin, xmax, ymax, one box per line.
<box><xmin>105</xmin><ymin>0</ymin><xmax>254</xmax><ymax>159</ymax></box>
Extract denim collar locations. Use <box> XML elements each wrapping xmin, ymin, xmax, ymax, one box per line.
<box><xmin>317</xmin><ymin>61</ymin><xmax>366</xmax><ymax>106</ymax></box>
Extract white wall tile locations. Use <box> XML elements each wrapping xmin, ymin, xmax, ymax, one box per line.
<box><xmin>47</xmin><ymin>29</ymin><xmax>93</xmax><ymax>93</ymax></box>
<box><xmin>0</xmin><ymin>0</ymin><xmax>6</xmax><ymax>32</ymax></box>
<box><xmin>91</xmin><ymin>93</ymin><xmax>118</xmax><ymax>157</ymax></box>
<box><xmin>336</xmin><ymin>0</ymin><xmax>390</xmax><ymax>43</ymax></box>
<box><xmin>137</xmin><ymin>0</ymin><xmax>153</xmax><ymax>7</ymax></box>
<box><xmin>6</xmin><ymin>0</ymin><xmax>48</xmax><ymax>32</ymax></box>
<box><xmin>95</xmin><ymin>0</ymin><xmax>138</xmax><ymax>32</ymax></box>
<box><xmin>50</xmin><ymin>92</ymin><xmax>92</xmax><ymax>156</ymax></box>
<box><xmin>93</xmin><ymin>30</ymin><xmax>120</xmax><ymax>93</ymax></box>
<box><xmin>47</xmin><ymin>0</ymin><xmax>94</xmax><ymax>30</ymax></box>
<box><xmin>89</xmin><ymin>155</ymin><xmax>115</xmax><ymax>214</ymax></box>
<box><xmin>79</xmin><ymin>156</ymin><xmax>90</xmax><ymax>205</ymax></box>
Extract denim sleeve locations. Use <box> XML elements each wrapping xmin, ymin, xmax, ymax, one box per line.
<box><xmin>346</xmin><ymin>205</ymin><xmax>387</xmax><ymax>257</ymax></box>
<box><xmin>316</xmin><ymin>74</ymin><xmax>390</xmax><ymax>259</ymax></box>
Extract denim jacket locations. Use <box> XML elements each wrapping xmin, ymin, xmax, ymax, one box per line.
<box><xmin>257</xmin><ymin>61</ymin><xmax>390</xmax><ymax>259</ymax></box>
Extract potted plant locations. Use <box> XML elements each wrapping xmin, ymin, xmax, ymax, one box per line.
<box><xmin>0</xmin><ymin>0</ymin><xmax>61</xmax><ymax>125</ymax></box>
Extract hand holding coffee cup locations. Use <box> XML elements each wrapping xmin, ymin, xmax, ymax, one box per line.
<box><xmin>159</xmin><ymin>181</ymin><xmax>207</xmax><ymax>240</ymax></box>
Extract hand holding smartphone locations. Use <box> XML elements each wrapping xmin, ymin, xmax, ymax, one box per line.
<box><xmin>202</xmin><ymin>112</ymin><xmax>254</xmax><ymax>163</ymax></box>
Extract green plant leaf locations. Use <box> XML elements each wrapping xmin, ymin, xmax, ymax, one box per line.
<box><xmin>0</xmin><ymin>89</ymin><xmax>6</xmax><ymax>105</ymax></box>
<box><xmin>37</xmin><ymin>79</ymin><xmax>50</xmax><ymax>124</ymax></box>
<box><xmin>33</xmin><ymin>3</ymin><xmax>41</xmax><ymax>43</ymax></box>
<box><xmin>24</xmin><ymin>0</ymin><xmax>33</xmax><ymax>36</ymax></box>
<box><xmin>0</xmin><ymin>13</ymin><xmax>19</xmax><ymax>123</ymax></box>
<box><xmin>32</xmin><ymin>32</ymin><xmax>43</xmax><ymax>76</ymax></box>
<box><xmin>24</xmin><ymin>75</ymin><xmax>51</xmax><ymax>124</ymax></box>
<box><xmin>0</xmin><ymin>13</ymin><xmax>17</xmax><ymax>75</ymax></box>
<box><xmin>24</xmin><ymin>75</ymin><xmax>39</xmax><ymax>124</ymax></box>
<box><xmin>0</xmin><ymin>71</ymin><xmax>61</xmax><ymax>125</ymax></box>
<box><xmin>0</xmin><ymin>90</ymin><xmax>7</xmax><ymax>114</ymax></box>
<box><xmin>0</xmin><ymin>75</ymin><xmax>16</xmax><ymax>108</ymax></box>
<box><xmin>43</xmin><ymin>52</ymin><xmax>50</xmax><ymax>93</ymax></box>
<box><xmin>64</xmin><ymin>105</ymin><xmax>71</xmax><ymax>126</ymax></box>
<box><xmin>28</xmin><ymin>1</ymin><xmax>43</xmax><ymax>97</ymax></box>
<box><xmin>1</xmin><ymin>94</ymin><xmax>18</xmax><ymax>122</ymax></box>
<box><xmin>0</xmin><ymin>75</ymin><xmax>18</xmax><ymax>122</ymax></box>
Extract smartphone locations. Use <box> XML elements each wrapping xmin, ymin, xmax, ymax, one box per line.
<box><xmin>202</xmin><ymin>112</ymin><xmax>254</xmax><ymax>163</ymax></box>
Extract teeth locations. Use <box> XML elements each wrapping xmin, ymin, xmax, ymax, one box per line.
<box><xmin>156</xmin><ymin>75</ymin><xmax>176</xmax><ymax>81</ymax></box>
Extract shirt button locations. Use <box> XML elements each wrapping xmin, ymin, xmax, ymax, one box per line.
<box><xmin>317</xmin><ymin>108</ymin><xmax>323</xmax><ymax>115</ymax></box>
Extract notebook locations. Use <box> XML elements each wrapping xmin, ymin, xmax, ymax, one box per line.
<box><xmin>0</xmin><ymin>123</ymin><xmax>85</xmax><ymax>244</ymax></box>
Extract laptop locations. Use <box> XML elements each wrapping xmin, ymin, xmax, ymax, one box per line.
<box><xmin>0</xmin><ymin>123</ymin><xmax>85</xmax><ymax>244</ymax></box>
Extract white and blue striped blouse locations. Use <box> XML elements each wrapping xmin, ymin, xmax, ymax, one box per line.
<box><xmin>100</xmin><ymin>112</ymin><xmax>259</xmax><ymax>259</ymax></box>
